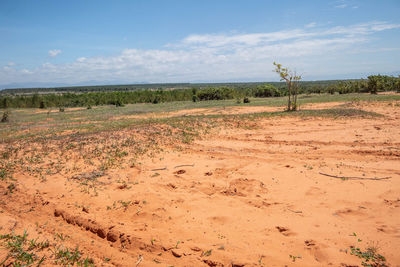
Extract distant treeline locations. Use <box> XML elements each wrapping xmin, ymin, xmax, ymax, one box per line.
<box><xmin>0</xmin><ymin>75</ymin><xmax>399</xmax><ymax>109</ymax></box>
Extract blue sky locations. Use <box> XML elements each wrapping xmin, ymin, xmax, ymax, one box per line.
<box><xmin>1</xmin><ymin>0</ymin><xmax>400</xmax><ymax>87</ymax></box>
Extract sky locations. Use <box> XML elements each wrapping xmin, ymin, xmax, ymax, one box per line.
<box><xmin>0</xmin><ymin>0</ymin><xmax>400</xmax><ymax>88</ymax></box>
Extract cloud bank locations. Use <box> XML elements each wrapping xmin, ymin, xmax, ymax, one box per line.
<box><xmin>1</xmin><ymin>21</ymin><xmax>399</xmax><ymax>86</ymax></box>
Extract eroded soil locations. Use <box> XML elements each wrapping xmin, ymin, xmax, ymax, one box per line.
<box><xmin>0</xmin><ymin>101</ymin><xmax>399</xmax><ymax>266</ymax></box>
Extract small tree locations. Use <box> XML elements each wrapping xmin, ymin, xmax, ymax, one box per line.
<box><xmin>273</xmin><ymin>62</ymin><xmax>301</xmax><ymax>111</ymax></box>
<box><xmin>367</xmin><ymin>75</ymin><xmax>383</xmax><ymax>94</ymax></box>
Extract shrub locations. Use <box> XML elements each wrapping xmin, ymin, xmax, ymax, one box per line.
<box><xmin>59</xmin><ymin>107</ymin><xmax>65</xmax><ymax>112</ymax></box>
<box><xmin>254</xmin><ymin>84</ymin><xmax>280</xmax><ymax>97</ymax></box>
<box><xmin>115</xmin><ymin>99</ymin><xmax>125</xmax><ymax>107</ymax></box>
<box><xmin>243</xmin><ymin>97</ymin><xmax>250</xmax><ymax>103</ymax></box>
<box><xmin>39</xmin><ymin>101</ymin><xmax>46</xmax><ymax>109</ymax></box>
<box><xmin>197</xmin><ymin>87</ymin><xmax>235</xmax><ymax>101</ymax></box>
<box><xmin>1</xmin><ymin>111</ymin><xmax>10</xmax><ymax>122</ymax></box>
<box><xmin>152</xmin><ymin>95</ymin><xmax>161</xmax><ymax>104</ymax></box>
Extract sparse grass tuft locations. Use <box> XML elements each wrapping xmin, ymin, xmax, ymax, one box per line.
<box><xmin>53</xmin><ymin>246</ymin><xmax>94</xmax><ymax>266</ymax></box>
<box><xmin>0</xmin><ymin>230</ymin><xmax>47</xmax><ymax>266</ymax></box>
<box><xmin>346</xmin><ymin>233</ymin><xmax>387</xmax><ymax>267</ymax></box>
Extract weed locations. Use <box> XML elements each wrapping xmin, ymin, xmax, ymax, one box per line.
<box><xmin>303</xmin><ymin>164</ymin><xmax>313</xmax><ymax>170</ymax></box>
<box><xmin>0</xmin><ymin>168</ymin><xmax>10</xmax><ymax>180</ymax></box>
<box><xmin>118</xmin><ymin>200</ymin><xmax>131</xmax><ymax>210</ymax></box>
<box><xmin>201</xmin><ymin>249</ymin><xmax>212</xmax><ymax>257</ymax></box>
<box><xmin>347</xmin><ymin>233</ymin><xmax>387</xmax><ymax>267</ymax></box>
<box><xmin>7</xmin><ymin>183</ymin><xmax>16</xmax><ymax>194</ymax></box>
<box><xmin>289</xmin><ymin>254</ymin><xmax>302</xmax><ymax>262</ymax></box>
<box><xmin>55</xmin><ymin>232</ymin><xmax>68</xmax><ymax>241</ymax></box>
<box><xmin>349</xmin><ymin>246</ymin><xmax>387</xmax><ymax>267</ymax></box>
<box><xmin>53</xmin><ymin>246</ymin><xmax>94</xmax><ymax>266</ymax></box>
<box><xmin>0</xmin><ymin>230</ymin><xmax>47</xmax><ymax>266</ymax></box>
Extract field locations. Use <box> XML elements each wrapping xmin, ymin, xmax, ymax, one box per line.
<box><xmin>0</xmin><ymin>93</ymin><xmax>399</xmax><ymax>266</ymax></box>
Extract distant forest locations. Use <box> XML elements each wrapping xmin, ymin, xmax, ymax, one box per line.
<box><xmin>0</xmin><ymin>75</ymin><xmax>399</xmax><ymax>109</ymax></box>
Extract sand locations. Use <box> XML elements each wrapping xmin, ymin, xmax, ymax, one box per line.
<box><xmin>0</xmin><ymin>101</ymin><xmax>399</xmax><ymax>266</ymax></box>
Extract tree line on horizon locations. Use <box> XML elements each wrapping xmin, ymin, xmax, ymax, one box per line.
<box><xmin>0</xmin><ymin>75</ymin><xmax>399</xmax><ymax>109</ymax></box>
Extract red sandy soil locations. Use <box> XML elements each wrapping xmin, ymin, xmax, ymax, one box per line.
<box><xmin>0</xmin><ymin>101</ymin><xmax>399</xmax><ymax>266</ymax></box>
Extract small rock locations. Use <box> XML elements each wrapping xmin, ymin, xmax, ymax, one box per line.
<box><xmin>171</xmin><ymin>249</ymin><xmax>182</xmax><ymax>258</ymax></box>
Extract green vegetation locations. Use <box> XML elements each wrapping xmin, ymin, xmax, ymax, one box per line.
<box><xmin>1</xmin><ymin>75</ymin><xmax>398</xmax><ymax>109</ymax></box>
<box><xmin>274</xmin><ymin>62</ymin><xmax>301</xmax><ymax>111</ymax></box>
<box><xmin>53</xmin><ymin>246</ymin><xmax>94</xmax><ymax>266</ymax></box>
<box><xmin>0</xmin><ymin>93</ymin><xmax>397</xmax><ymax>142</ymax></box>
<box><xmin>347</xmin><ymin>233</ymin><xmax>387</xmax><ymax>267</ymax></box>
<box><xmin>0</xmin><ymin>230</ymin><xmax>47</xmax><ymax>266</ymax></box>
<box><xmin>0</xmin><ymin>230</ymin><xmax>93</xmax><ymax>266</ymax></box>
<box><xmin>1</xmin><ymin>110</ymin><xmax>10</xmax><ymax>122</ymax></box>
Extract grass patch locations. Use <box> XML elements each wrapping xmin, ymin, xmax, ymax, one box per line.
<box><xmin>0</xmin><ymin>230</ymin><xmax>93</xmax><ymax>266</ymax></box>
<box><xmin>0</xmin><ymin>230</ymin><xmax>47</xmax><ymax>266</ymax></box>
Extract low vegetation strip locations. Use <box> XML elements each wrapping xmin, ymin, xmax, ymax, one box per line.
<box><xmin>0</xmin><ymin>106</ymin><xmax>383</xmax><ymax>143</ymax></box>
<box><xmin>1</xmin><ymin>74</ymin><xmax>399</xmax><ymax>109</ymax></box>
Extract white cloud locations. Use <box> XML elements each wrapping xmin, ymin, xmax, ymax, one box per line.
<box><xmin>21</xmin><ymin>69</ymin><xmax>33</xmax><ymax>74</ymax></box>
<box><xmin>335</xmin><ymin>4</ymin><xmax>347</xmax><ymax>8</ymax></box>
<box><xmin>48</xmin><ymin>49</ymin><xmax>62</xmax><ymax>57</ymax></box>
<box><xmin>305</xmin><ymin>22</ymin><xmax>317</xmax><ymax>28</ymax></box>
<box><xmin>7</xmin><ymin>62</ymin><xmax>16</xmax><ymax>66</ymax></box>
<box><xmin>76</xmin><ymin>57</ymin><xmax>87</xmax><ymax>63</ymax></box>
<box><xmin>1</xmin><ymin>21</ymin><xmax>399</xmax><ymax>85</ymax></box>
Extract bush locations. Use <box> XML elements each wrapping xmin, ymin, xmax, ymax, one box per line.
<box><xmin>115</xmin><ymin>99</ymin><xmax>125</xmax><ymax>107</ymax></box>
<box><xmin>192</xmin><ymin>95</ymin><xmax>198</xmax><ymax>102</ymax></box>
<box><xmin>197</xmin><ymin>87</ymin><xmax>235</xmax><ymax>101</ymax></box>
<box><xmin>396</xmin><ymin>79</ymin><xmax>400</xmax><ymax>93</ymax></box>
<box><xmin>243</xmin><ymin>97</ymin><xmax>250</xmax><ymax>103</ymax></box>
<box><xmin>253</xmin><ymin>84</ymin><xmax>280</xmax><ymax>97</ymax></box>
<box><xmin>59</xmin><ymin>107</ymin><xmax>65</xmax><ymax>112</ymax></box>
<box><xmin>152</xmin><ymin>95</ymin><xmax>161</xmax><ymax>104</ymax></box>
<box><xmin>39</xmin><ymin>101</ymin><xmax>46</xmax><ymax>109</ymax></box>
<box><xmin>1</xmin><ymin>111</ymin><xmax>10</xmax><ymax>122</ymax></box>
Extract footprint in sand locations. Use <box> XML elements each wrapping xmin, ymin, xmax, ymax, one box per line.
<box><xmin>304</xmin><ymin>240</ymin><xmax>328</xmax><ymax>263</ymax></box>
<box><xmin>276</xmin><ymin>226</ymin><xmax>296</xmax><ymax>236</ymax></box>
<box><xmin>333</xmin><ymin>208</ymin><xmax>365</xmax><ymax>218</ymax></box>
<box><xmin>222</xmin><ymin>178</ymin><xmax>267</xmax><ymax>197</ymax></box>
<box><xmin>305</xmin><ymin>186</ymin><xmax>326</xmax><ymax>196</ymax></box>
<box><xmin>376</xmin><ymin>224</ymin><xmax>398</xmax><ymax>234</ymax></box>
